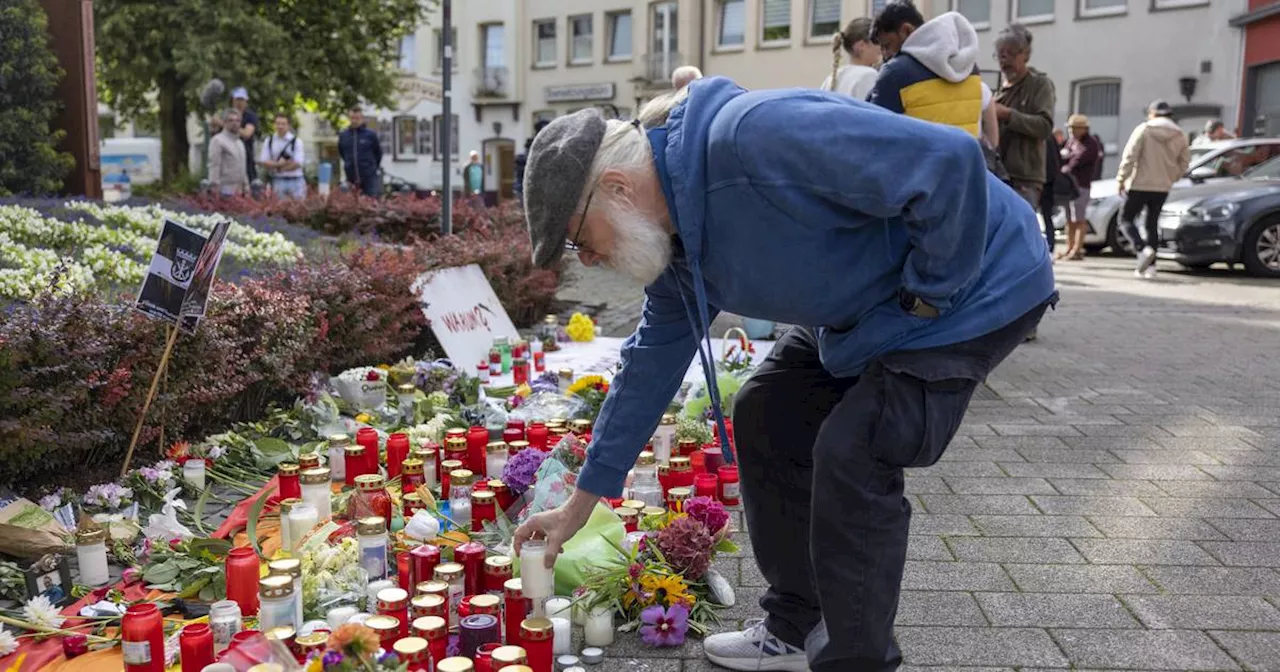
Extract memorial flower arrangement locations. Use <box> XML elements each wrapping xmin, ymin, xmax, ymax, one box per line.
<box><xmin>307</xmin><ymin>623</ymin><xmax>408</xmax><ymax>671</ymax></box>
<box><xmin>567</xmin><ymin>374</ymin><xmax>610</xmax><ymax>420</ymax></box>
<box><xmin>579</xmin><ymin>496</ymin><xmax>737</xmax><ymax>640</ymax></box>
<box><xmin>565</xmin><ymin>312</ymin><xmax>597</xmax><ymax>342</ymax></box>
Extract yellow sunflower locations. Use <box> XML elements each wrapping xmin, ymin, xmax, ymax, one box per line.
<box><xmin>640</xmin><ymin>572</ymin><xmax>695</xmax><ymax>608</ymax></box>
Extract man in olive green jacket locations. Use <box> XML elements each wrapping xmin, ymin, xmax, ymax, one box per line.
<box><xmin>993</xmin><ymin>24</ymin><xmax>1055</xmax><ymax>208</ymax></box>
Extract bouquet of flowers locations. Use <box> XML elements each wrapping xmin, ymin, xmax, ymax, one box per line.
<box><xmin>567</xmin><ymin>374</ymin><xmax>610</xmax><ymax>420</ymax></box>
<box><xmin>682</xmin><ymin>329</ymin><xmax>758</xmax><ymax>421</ymax></box>
<box><xmin>580</xmin><ymin>496</ymin><xmax>738</xmax><ymax>642</ymax></box>
<box><xmin>304</xmin><ymin>623</ymin><xmax>408</xmax><ymax>671</ymax></box>
<box><xmin>300</xmin><ymin>537</ymin><xmax>368</xmax><ymax>618</ymax></box>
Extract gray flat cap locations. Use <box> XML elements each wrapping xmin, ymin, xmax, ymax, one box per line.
<box><xmin>524</xmin><ymin>108</ymin><xmax>607</xmax><ymax>267</ymax></box>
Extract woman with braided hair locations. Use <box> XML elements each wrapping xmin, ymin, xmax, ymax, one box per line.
<box><xmin>820</xmin><ymin>18</ymin><xmax>880</xmax><ymax>100</ymax></box>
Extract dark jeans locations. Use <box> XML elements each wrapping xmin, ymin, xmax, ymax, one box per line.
<box><xmin>1120</xmin><ymin>189</ymin><xmax>1168</xmax><ymax>251</ymax></box>
<box><xmin>350</xmin><ymin>173</ymin><xmax>383</xmax><ymax>197</ymax></box>
<box><xmin>1039</xmin><ymin>200</ymin><xmax>1057</xmax><ymax>253</ymax></box>
<box><xmin>733</xmin><ymin>301</ymin><xmax>1051</xmax><ymax>671</ymax></box>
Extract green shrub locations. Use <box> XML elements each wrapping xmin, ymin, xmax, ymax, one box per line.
<box><xmin>0</xmin><ymin>0</ymin><xmax>74</xmax><ymax>195</ymax></box>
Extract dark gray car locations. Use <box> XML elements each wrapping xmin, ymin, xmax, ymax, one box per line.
<box><xmin>1157</xmin><ymin>156</ymin><xmax>1280</xmax><ymax>277</ymax></box>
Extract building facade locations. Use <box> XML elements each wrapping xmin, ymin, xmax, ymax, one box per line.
<box><xmin>947</xmin><ymin>0</ymin><xmax>1246</xmax><ymax>176</ymax></box>
<box><xmin>1232</xmin><ymin>0</ymin><xmax>1280</xmax><ymax>137</ymax></box>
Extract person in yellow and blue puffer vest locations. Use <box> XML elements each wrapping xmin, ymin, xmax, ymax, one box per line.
<box><xmin>867</xmin><ymin>1</ymin><xmax>993</xmax><ymax>142</ymax></box>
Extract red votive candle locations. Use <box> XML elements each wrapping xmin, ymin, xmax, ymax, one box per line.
<box><xmin>520</xmin><ymin>617</ymin><xmax>554</xmax><ymax>672</ymax></box>
<box><xmin>718</xmin><ymin>464</ymin><xmax>740</xmax><ymax>505</ymax></box>
<box><xmin>695</xmin><ymin>472</ymin><xmax>719</xmax><ymax>499</ymax></box>
<box><xmin>179</xmin><ymin>623</ymin><xmax>215</xmax><ymax>672</ymax></box>
<box><xmin>224</xmin><ymin>547</ymin><xmax>260</xmax><ymax>616</ymax></box>
<box><xmin>409</xmin><ymin>544</ymin><xmax>441</xmax><ymax>588</ymax></box>
<box><xmin>386</xmin><ymin>433</ymin><xmax>410</xmax><ymax>481</ymax></box>
<box><xmin>455</xmin><ymin>541</ymin><xmax>487</xmax><ymax>596</ymax></box>
<box><xmin>467</xmin><ymin>426</ymin><xmax>490</xmax><ymax>477</ymax></box>
<box><xmin>277</xmin><ymin>463</ymin><xmax>301</xmax><ymax>501</ymax></box>
<box><xmin>702</xmin><ymin>446</ymin><xmax>725</xmax><ymax>474</ymax></box>
<box><xmin>356</xmin><ymin>427</ymin><xmax>380</xmax><ymax>473</ymax></box>
<box><xmin>122</xmin><ymin>602</ymin><xmax>165</xmax><ymax>672</ymax></box>
<box><xmin>526</xmin><ymin>422</ymin><xmax>548</xmax><ymax>451</ymax></box>
<box><xmin>397</xmin><ymin>551</ymin><xmax>412</xmax><ymax>592</ymax></box>
<box><xmin>502</xmin><ymin>427</ymin><xmax>524</xmax><ymax>445</ymax></box>
<box><xmin>503</xmin><ymin>579</ymin><xmax>527</xmax><ymax>644</ymax></box>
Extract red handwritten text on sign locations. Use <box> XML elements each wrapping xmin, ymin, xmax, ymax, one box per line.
<box><xmin>440</xmin><ymin>305</ymin><xmax>491</xmax><ymax>334</ymax></box>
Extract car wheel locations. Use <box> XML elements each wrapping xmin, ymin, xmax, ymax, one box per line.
<box><xmin>1105</xmin><ymin>215</ymin><xmax>1135</xmax><ymax>256</ymax></box>
<box><xmin>1242</xmin><ymin>217</ymin><xmax>1280</xmax><ymax>278</ymax></box>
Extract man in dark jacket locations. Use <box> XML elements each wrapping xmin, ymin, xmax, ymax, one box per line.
<box><xmin>338</xmin><ymin>106</ymin><xmax>383</xmax><ymax>197</ymax></box>
<box><xmin>993</xmin><ymin>24</ymin><xmax>1055</xmax><ymax>208</ymax></box>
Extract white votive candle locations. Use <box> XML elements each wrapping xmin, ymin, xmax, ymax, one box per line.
<box><xmin>327</xmin><ymin>606</ymin><xmax>357</xmax><ymax>630</ymax></box>
<box><xmin>551</xmin><ymin>617</ymin><xmax>571</xmax><ymax>655</ymax></box>
<box><xmin>366</xmin><ymin>579</ymin><xmax>395</xmax><ymax>613</ymax></box>
<box><xmin>287</xmin><ymin>503</ymin><xmax>318</xmax><ymax>553</ymax></box>
<box><xmin>519</xmin><ymin>539</ymin><xmax>554</xmax><ymax>601</ymax></box>
<box><xmin>544</xmin><ymin>596</ymin><xmax>572</xmax><ymax>621</ymax></box>
<box><xmin>183</xmin><ymin>460</ymin><xmax>206</xmax><ymax>491</ymax></box>
<box><xmin>583</xmin><ymin>606</ymin><xmax>615</xmax><ymax>647</ymax></box>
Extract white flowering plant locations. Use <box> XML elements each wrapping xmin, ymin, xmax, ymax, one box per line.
<box><xmin>299</xmin><ymin>536</ymin><xmax>367</xmax><ymax>619</ymax></box>
<box><xmin>0</xmin><ymin>202</ymin><xmax>302</xmax><ymax>301</ymax></box>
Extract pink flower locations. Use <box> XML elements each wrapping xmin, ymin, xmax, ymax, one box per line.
<box><xmin>629</xmin><ymin>563</ymin><xmax>644</xmax><ymax>579</ymax></box>
<box><xmin>121</xmin><ymin>568</ymin><xmax>140</xmax><ymax>585</ymax></box>
<box><xmin>639</xmin><ymin>604</ymin><xmax>689</xmax><ymax>647</ymax></box>
<box><xmin>365</xmin><ymin>370</ymin><xmax>380</xmax><ymax>381</ymax></box>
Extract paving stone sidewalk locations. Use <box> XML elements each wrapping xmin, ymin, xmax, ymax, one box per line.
<box><xmin>560</xmin><ymin>256</ymin><xmax>1280</xmax><ymax>671</ymax></box>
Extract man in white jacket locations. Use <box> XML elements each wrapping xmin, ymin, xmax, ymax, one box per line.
<box><xmin>1116</xmin><ymin>100</ymin><xmax>1191</xmax><ymax>278</ymax></box>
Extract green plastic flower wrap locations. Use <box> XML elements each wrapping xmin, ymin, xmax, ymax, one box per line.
<box><xmin>513</xmin><ymin>503</ymin><xmax>627</xmax><ymax>597</ymax></box>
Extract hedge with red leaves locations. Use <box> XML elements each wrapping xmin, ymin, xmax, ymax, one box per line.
<box><xmin>0</xmin><ymin>248</ymin><xmax>428</xmax><ymax>488</ymax></box>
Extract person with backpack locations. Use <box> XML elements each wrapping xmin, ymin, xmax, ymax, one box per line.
<box><xmin>259</xmin><ymin>114</ymin><xmax>306</xmax><ymax>200</ymax></box>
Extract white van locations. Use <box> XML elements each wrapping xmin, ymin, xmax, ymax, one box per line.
<box><xmin>101</xmin><ymin>137</ymin><xmax>162</xmax><ymax>201</ymax></box>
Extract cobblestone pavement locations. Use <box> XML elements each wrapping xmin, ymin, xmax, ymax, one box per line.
<box><xmin>559</xmin><ymin>255</ymin><xmax>1280</xmax><ymax>670</ymax></box>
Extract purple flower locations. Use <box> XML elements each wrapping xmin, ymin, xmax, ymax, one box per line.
<box><xmin>639</xmin><ymin>603</ymin><xmax>689</xmax><ymax>647</ymax></box>
<box><xmin>529</xmin><ymin>372</ymin><xmax>559</xmax><ymax>394</ymax></box>
<box><xmin>682</xmin><ymin>496</ymin><xmax>729</xmax><ymax>534</ymax></box>
<box><xmin>322</xmin><ymin>650</ymin><xmax>343</xmax><ymax>667</ymax></box>
<box><xmin>501</xmin><ymin>447</ymin><xmax>547</xmax><ymax>496</ymax></box>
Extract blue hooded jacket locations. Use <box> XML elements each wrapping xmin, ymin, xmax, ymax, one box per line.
<box><xmin>575</xmin><ymin>77</ymin><xmax>1055</xmax><ymax>497</ymax></box>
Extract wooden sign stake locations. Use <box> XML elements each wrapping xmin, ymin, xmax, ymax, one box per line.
<box><xmin>120</xmin><ymin>326</ymin><xmax>180</xmax><ymax>478</ymax></box>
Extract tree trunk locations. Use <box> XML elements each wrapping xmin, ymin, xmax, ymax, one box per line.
<box><xmin>157</xmin><ymin>69</ymin><xmax>189</xmax><ymax>183</ymax></box>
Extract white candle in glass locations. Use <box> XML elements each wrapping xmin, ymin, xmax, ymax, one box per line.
<box><xmin>183</xmin><ymin>460</ymin><xmax>206</xmax><ymax>491</ymax></box>
<box><xmin>583</xmin><ymin>606</ymin><xmax>615</xmax><ymax>646</ymax></box>
<box><xmin>287</xmin><ymin>503</ymin><xmax>318</xmax><ymax>552</ymax></box>
<box><xmin>544</xmin><ymin>596</ymin><xmax>572</xmax><ymax>621</ymax></box>
<box><xmin>551</xmin><ymin>617</ymin><xmax>572</xmax><ymax>655</ymax></box>
<box><xmin>486</xmin><ymin>453</ymin><xmax>507</xmax><ymax>482</ymax></box>
<box><xmin>327</xmin><ymin>606</ymin><xmax>357</xmax><ymax>630</ymax></box>
<box><xmin>519</xmin><ymin>539</ymin><xmax>554</xmax><ymax>601</ymax></box>
<box><xmin>366</xmin><ymin>580</ymin><xmax>395</xmax><ymax>613</ymax></box>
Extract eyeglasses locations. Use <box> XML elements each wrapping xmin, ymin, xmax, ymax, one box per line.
<box><xmin>563</xmin><ymin>184</ymin><xmax>596</xmax><ymax>252</ymax></box>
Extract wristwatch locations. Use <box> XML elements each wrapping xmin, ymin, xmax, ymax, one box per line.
<box><xmin>899</xmin><ymin>289</ymin><xmax>940</xmax><ymax>319</ymax></box>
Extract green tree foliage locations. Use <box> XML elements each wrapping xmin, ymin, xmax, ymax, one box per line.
<box><xmin>0</xmin><ymin>0</ymin><xmax>74</xmax><ymax>196</ymax></box>
<box><xmin>95</xmin><ymin>0</ymin><xmax>432</xmax><ymax>182</ymax></box>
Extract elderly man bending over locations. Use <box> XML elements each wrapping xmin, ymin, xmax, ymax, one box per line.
<box><xmin>514</xmin><ymin>77</ymin><xmax>1056</xmax><ymax>672</ymax></box>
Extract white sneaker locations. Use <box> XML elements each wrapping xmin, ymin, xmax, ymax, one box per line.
<box><xmin>1136</xmin><ymin>246</ymin><xmax>1156</xmax><ymax>273</ymax></box>
<box><xmin>704</xmin><ymin>619</ymin><xmax>810</xmax><ymax>671</ymax></box>
<box><xmin>1142</xmin><ymin>265</ymin><xmax>1158</xmax><ymax>279</ymax></box>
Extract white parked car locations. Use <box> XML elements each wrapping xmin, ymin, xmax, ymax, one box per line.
<box><xmin>1053</xmin><ymin>137</ymin><xmax>1280</xmax><ymax>254</ymax></box>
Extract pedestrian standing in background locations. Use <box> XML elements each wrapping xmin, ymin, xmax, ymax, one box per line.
<box><xmin>260</xmin><ymin>113</ymin><xmax>306</xmax><ymax>200</ymax></box>
<box><xmin>1058</xmin><ymin>114</ymin><xmax>1104</xmax><ymax>261</ymax></box>
<box><xmin>1116</xmin><ymin>100</ymin><xmax>1191</xmax><ymax>279</ymax></box>
<box><xmin>993</xmin><ymin>24</ymin><xmax>1055</xmax><ymax>209</ymax></box>
<box><xmin>1192</xmin><ymin>119</ymin><xmax>1234</xmax><ymax>147</ymax></box>
<box><xmin>464</xmin><ymin>150</ymin><xmax>484</xmax><ymax>206</ymax></box>
<box><xmin>231</xmin><ymin>87</ymin><xmax>259</xmax><ymax>185</ymax></box>
<box><xmin>1040</xmin><ymin>130</ymin><xmax>1074</xmax><ymax>256</ymax></box>
<box><xmin>822</xmin><ymin>17</ymin><xmax>880</xmax><ymax>100</ymax></box>
<box><xmin>208</xmin><ymin>109</ymin><xmax>248</xmax><ymax>196</ymax></box>
<box><xmin>337</xmin><ymin>106</ymin><xmax>383</xmax><ymax>197</ymax></box>
<box><xmin>671</xmin><ymin>65</ymin><xmax>703</xmax><ymax>90</ymax></box>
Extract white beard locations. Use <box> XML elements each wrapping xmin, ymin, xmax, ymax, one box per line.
<box><xmin>602</xmin><ymin>198</ymin><xmax>673</xmax><ymax>285</ymax></box>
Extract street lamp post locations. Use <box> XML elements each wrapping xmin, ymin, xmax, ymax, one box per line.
<box><xmin>441</xmin><ymin>0</ymin><xmax>453</xmax><ymax>235</ymax></box>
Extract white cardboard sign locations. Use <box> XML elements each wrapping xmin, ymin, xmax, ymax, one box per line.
<box><xmin>413</xmin><ymin>264</ymin><xmax>520</xmax><ymax>370</ymax></box>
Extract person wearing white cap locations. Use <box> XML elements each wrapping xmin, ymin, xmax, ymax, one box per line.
<box><xmin>1116</xmin><ymin>99</ymin><xmax>1190</xmax><ymax>278</ymax></box>
<box><xmin>231</xmin><ymin>87</ymin><xmax>259</xmax><ymax>183</ymax></box>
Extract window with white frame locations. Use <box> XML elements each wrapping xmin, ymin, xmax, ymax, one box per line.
<box><xmin>482</xmin><ymin>24</ymin><xmax>505</xmax><ymax>70</ymax></box>
<box><xmin>398</xmin><ymin>34</ymin><xmax>416</xmax><ymax>71</ymax></box>
<box><xmin>1074</xmin><ymin>79</ymin><xmax>1121</xmax><ymax>170</ymax></box>
<box><xmin>1014</xmin><ymin>0</ymin><xmax>1055</xmax><ymax>22</ymax></box>
<box><xmin>761</xmin><ymin>0</ymin><xmax>790</xmax><ymax>43</ymax></box>
<box><xmin>534</xmin><ymin>20</ymin><xmax>556</xmax><ymax>67</ymax></box>
<box><xmin>809</xmin><ymin>0</ymin><xmax>840</xmax><ymax>39</ymax></box>
<box><xmin>1079</xmin><ymin>0</ymin><xmax>1125</xmax><ymax>16</ymax></box>
<box><xmin>570</xmin><ymin>14</ymin><xmax>593</xmax><ymax>63</ymax></box>
<box><xmin>607</xmin><ymin>11</ymin><xmax>633</xmax><ymax>60</ymax></box>
<box><xmin>718</xmin><ymin>0</ymin><xmax>745</xmax><ymax>47</ymax></box>
<box><xmin>1152</xmin><ymin>0</ymin><xmax>1209</xmax><ymax>9</ymax></box>
<box><xmin>651</xmin><ymin>2</ymin><xmax>679</xmax><ymax>74</ymax></box>
<box><xmin>951</xmin><ymin>0</ymin><xmax>991</xmax><ymax>27</ymax></box>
